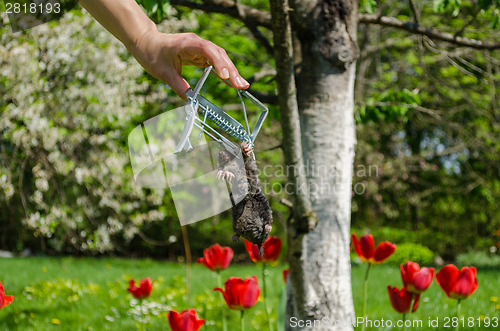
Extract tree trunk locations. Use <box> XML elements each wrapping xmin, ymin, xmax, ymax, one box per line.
<box><xmin>271</xmin><ymin>0</ymin><xmax>359</xmax><ymax>329</ymax></box>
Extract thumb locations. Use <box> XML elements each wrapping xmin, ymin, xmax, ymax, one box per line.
<box><xmin>161</xmin><ymin>68</ymin><xmax>191</xmax><ymax>101</ymax></box>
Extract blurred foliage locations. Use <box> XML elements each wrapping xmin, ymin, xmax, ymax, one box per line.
<box><xmin>0</xmin><ymin>4</ymin><xmax>283</xmax><ymax>258</ymax></box>
<box><xmin>352</xmin><ymin>0</ymin><xmax>500</xmax><ymax>260</ymax></box>
<box><xmin>356</xmin><ymin>88</ymin><xmax>421</xmax><ymax>124</ymax></box>
<box><xmin>456</xmin><ymin>250</ymin><xmax>500</xmax><ymax>268</ymax></box>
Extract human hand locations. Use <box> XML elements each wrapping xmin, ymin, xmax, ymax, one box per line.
<box><xmin>131</xmin><ymin>30</ymin><xmax>250</xmax><ymax>100</ymax></box>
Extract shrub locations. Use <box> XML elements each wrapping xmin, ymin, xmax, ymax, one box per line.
<box><xmin>386</xmin><ymin>243</ymin><xmax>434</xmax><ymax>265</ymax></box>
<box><xmin>456</xmin><ymin>251</ymin><xmax>500</xmax><ymax>269</ymax></box>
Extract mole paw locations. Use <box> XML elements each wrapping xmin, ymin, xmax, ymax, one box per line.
<box><xmin>232</xmin><ymin>234</ymin><xmax>240</xmax><ymax>242</ymax></box>
<box><xmin>217</xmin><ymin>170</ymin><xmax>235</xmax><ymax>181</ymax></box>
<box><xmin>241</xmin><ymin>141</ymin><xmax>253</xmax><ymax>157</ymax></box>
<box><xmin>265</xmin><ymin>224</ymin><xmax>272</xmax><ymax>233</ymax></box>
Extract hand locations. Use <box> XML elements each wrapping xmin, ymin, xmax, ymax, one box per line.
<box><xmin>131</xmin><ymin>30</ymin><xmax>250</xmax><ymax>100</ymax></box>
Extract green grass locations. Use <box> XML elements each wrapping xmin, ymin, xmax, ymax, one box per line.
<box><xmin>0</xmin><ymin>257</ymin><xmax>284</xmax><ymax>330</ymax></box>
<box><xmin>0</xmin><ymin>257</ymin><xmax>498</xmax><ymax>330</ymax></box>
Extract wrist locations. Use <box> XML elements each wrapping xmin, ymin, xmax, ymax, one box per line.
<box><xmin>129</xmin><ymin>22</ymin><xmax>158</xmax><ymax>54</ymax></box>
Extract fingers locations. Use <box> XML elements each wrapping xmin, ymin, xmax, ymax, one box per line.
<box><xmin>199</xmin><ymin>40</ymin><xmax>250</xmax><ymax>90</ymax></box>
<box><xmin>163</xmin><ymin>68</ymin><xmax>190</xmax><ymax>101</ymax></box>
<box><xmin>151</xmin><ymin>32</ymin><xmax>249</xmax><ymax>100</ymax></box>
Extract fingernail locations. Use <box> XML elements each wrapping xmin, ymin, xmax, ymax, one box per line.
<box><xmin>221</xmin><ymin>68</ymin><xmax>229</xmax><ymax>79</ymax></box>
<box><xmin>237</xmin><ymin>76</ymin><xmax>249</xmax><ymax>87</ymax></box>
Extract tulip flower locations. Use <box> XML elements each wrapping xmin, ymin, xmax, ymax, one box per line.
<box><xmin>387</xmin><ymin>286</ymin><xmax>420</xmax><ymax>314</ymax></box>
<box><xmin>351</xmin><ymin>233</ymin><xmax>396</xmax><ymax>331</ymax></box>
<box><xmin>400</xmin><ymin>261</ymin><xmax>434</xmax><ymax>294</ymax></box>
<box><xmin>0</xmin><ymin>282</ymin><xmax>14</xmax><ymax>309</ymax></box>
<box><xmin>197</xmin><ymin>244</ymin><xmax>233</xmax><ymax>272</ymax></box>
<box><xmin>351</xmin><ymin>234</ymin><xmax>396</xmax><ymax>264</ymax></box>
<box><xmin>283</xmin><ymin>269</ymin><xmax>289</xmax><ymax>284</ymax></box>
<box><xmin>245</xmin><ymin>237</ymin><xmax>281</xmax><ymax>331</ymax></box>
<box><xmin>198</xmin><ymin>244</ymin><xmax>233</xmax><ymax>331</ymax></box>
<box><xmin>436</xmin><ymin>265</ymin><xmax>478</xmax><ymax>300</ymax></box>
<box><xmin>245</xmin><ymin>237</ymin><xmax>282</xmax><ymax>264</ymax></box>
<box><xmin>436</xmin><ymin>265</ymin><xmax>478</xmax><ymax>331</ymax></box>
<box><xmin>214</xmin><ymin>276</ymin><xmax>260</xmax><ymax>310</ymax></box>
<box><xmin>168</xmin><ymin>309</ymin><xmax>204</xmax><ymax>331</ymax></box>
<box><xmin>127</xmin><ymin>278</ymin><xmax>153</xmax><ymax>299</ymax></box>
<box><xmin>214</xmin><ymin>277</ymin><xmax>260</xmax><ymax>331</ymax></box>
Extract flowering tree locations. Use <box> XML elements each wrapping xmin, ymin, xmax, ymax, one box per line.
<box><xmin>0</xmin><ymin>11</ymin><xmax>196</xmax><ymax>253</ymax></box>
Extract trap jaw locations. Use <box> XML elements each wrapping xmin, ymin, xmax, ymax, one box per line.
<box><xmin>174</xmin><ymin>66</ymin><xmax>269</xmax><ymax>157</ymax></box>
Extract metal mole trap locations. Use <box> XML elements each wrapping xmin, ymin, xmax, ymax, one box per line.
<box><xmin>128</xmin><ymin>66</ymin><xmax>269</xmax><ymax>226</ymax></box>
<box><xmin>176</xmin><ymin>66</ymin><xmax>268</xmax><ymax>156</ymax></box>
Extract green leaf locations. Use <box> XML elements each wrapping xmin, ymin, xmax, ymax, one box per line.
<box><xmin>433</xmin><ymin>0</ymin><xmax>462</xmax><ymax>16</ymax></box>
<box><xmin>360</xmin><ymin>0</ymin><xmax>377</xmax><ymax>14</ymax></box>
<box><xmin>492</xmin><ymin>9</ymin><xmax>500</xmax><ymax>28</ymax></box>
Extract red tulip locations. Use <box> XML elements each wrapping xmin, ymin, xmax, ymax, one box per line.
<box><xmin>283</xmin><ymin>269</ymin><xmax>289</xmax><ymax>284</ymax></box>
<box><xmin>436</xmin><ymin>265</ymin><xmax>478</xmax><ymax>300</ymax></box>
<box><xmin>0</xmin><ymin>282</ymin><xmax>14</xmax><ymax>309</ymax></box>
<box><xmin>245</xmin><ymin>237</ymin><xmax>282</xmax><ymax>264</ymax></box>
<box><xmin>351</xmin><ymin>234</ymin><xmax>396</xmax><ymax>264</ymax></box>
<box><xmin>168</xmin><ymin>309</ymin><xmax>204</xmax><ymax>331</ymax></box>
<box><xmin>128</xmin><ymin>278</ymin><xmax>153</xmax><ymax>299</ymax></box>
<box><xmin>213</xmin><ymin>276</ymin><xmax>260</xmax><ymax>310</ymax></box>
<box><xmin>197</xmin><ymin>244</ymin><xmax>233</xmax><ymax>272</ymax></box>
<box><xmin>400</xmin><ymin>261</ymin><xmax>434</xmax><ymax>294</ymax></box>
<box><xmin>387</xmin><ymin>286</ymin><xmax>420</xmax><ymax>313</ymax></box>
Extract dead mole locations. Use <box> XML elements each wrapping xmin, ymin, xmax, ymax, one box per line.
<box><xmin>217</xmin><ymin>141</ymin><xmax>273</xmax><ymax>254</ymax></box>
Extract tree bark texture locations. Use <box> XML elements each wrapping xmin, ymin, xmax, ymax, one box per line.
<box><xmin>272</xmin><ymin>0</ymin><xmax>359</xmax><ymax>329</ymax></box>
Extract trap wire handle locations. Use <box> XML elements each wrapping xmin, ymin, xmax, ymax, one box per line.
<box><xmin>209</xmin><ymin>67</ymin><xmax>269</xmax><ymax>143</ymax></box>
<box><xmin>174</xmin><ymin>67</ymin><xmax>212</xmax><ymax>153</ymax></box>
<box><xmin>175</xmin><ymin>66</ymin><xmax>269</xmax><ymax>154</ymax></box>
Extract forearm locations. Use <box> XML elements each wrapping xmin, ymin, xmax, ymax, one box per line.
<box><xmin>80</xmin><ymin>0</ymin><xmax>249</xmax><ymax>98</ymax></box>
<box><xmin>78</xmin><ymin>0</ymin><xmax>156</xmax><ymax>52</ymax></box>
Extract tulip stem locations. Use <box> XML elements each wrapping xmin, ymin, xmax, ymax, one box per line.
<box><xmin>404</xmin><ymin>293</ymin><xmax>416</xmax><ymax>331</ymax></box>
<box><xmin>262</xmin><ymin>263</ymin><xmax>274</xmax><ymax>331</ymax></box>
<box><xmin>217</xmin><ymin>272</ymin><xmax>228</xmax><ymax>331</ymax></box>
<box><xmin>456</xmin><ymin>299</ymin><xmax>461</xmax><ymax>331</ymax></box>
<box><xmin>241</xmin><ymin>310</ymin><xmax>245</xmax><ymax>331</ymax></box>
<box><xmin>181</xmin><ymin>225</ymin><xmax>192</xmax><ymax>302</ymax></box>
<box><xmin>409</xmin><ymin>293</ymin><xmax>415</xmax><ymax>312</ymax></box>
<box><xmin>361</xmin><ymin>263</ymin><xmax>371</xmax><ymax>331</ymax></box>
<box><xmin>402</xmin><ymin>313</ymin><xmax>406</xmax><ymax>331</ymax></box>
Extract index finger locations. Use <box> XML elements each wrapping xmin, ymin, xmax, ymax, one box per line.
<box><xmin>201</xmin><ymin>41</ymin><xmax>250</xmax><ymax>90</ymax></box>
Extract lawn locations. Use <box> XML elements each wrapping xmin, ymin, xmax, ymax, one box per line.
<box><xmin>0</xmin><ymin>257</ymin><xmax>498</xmax><ymax>330</ymax></box>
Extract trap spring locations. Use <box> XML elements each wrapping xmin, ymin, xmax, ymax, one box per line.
<box><xmin>175</xmin><ymin>66</ymin><xmax>269</xmax><ymax>156</ymax></box>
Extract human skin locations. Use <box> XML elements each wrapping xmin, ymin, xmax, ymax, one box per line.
<box><xmin>79</xmin><ymin>0</ymin><xmax>249</xmax><ymax>100</ymax></box>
